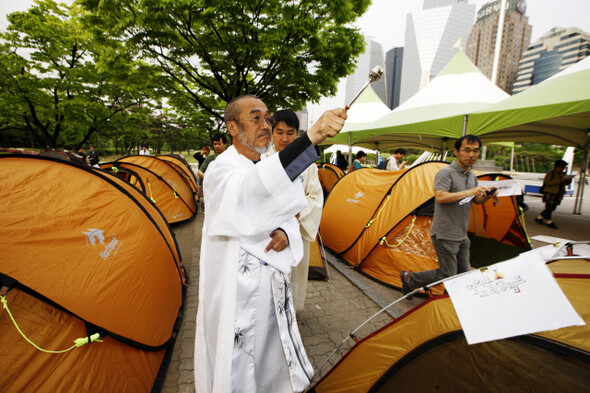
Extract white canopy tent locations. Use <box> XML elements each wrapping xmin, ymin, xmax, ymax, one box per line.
<box><xmin>327</xmin><ymin>51</ymin><xmax>509</xmax><ymax>152</ymax></box>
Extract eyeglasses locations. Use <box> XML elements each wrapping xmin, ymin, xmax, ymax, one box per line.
<box><xmin>460</xmin><ymin>148</ymin><xmax>480</xmax><ymax>154</ymax></box>
<box><xmin>237</xmin><ymin>115</ymin><xmax>274</xmax><ymax>127</ymax></box>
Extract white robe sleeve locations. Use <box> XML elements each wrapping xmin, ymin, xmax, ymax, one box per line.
<box><xmin>204</xmin><ymin>149</ymin><xmax>307</xmax><ymax>238</ymax></box>
<box><xmin>297</xmin><ymin>163</ymin><xmax>324</xmax><ymax>242</ymax></box>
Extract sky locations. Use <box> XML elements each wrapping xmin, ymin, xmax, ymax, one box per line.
<box><xmin>3</xmin><ymin>0</ymin><xmax>590</xmax><ymax>43</ymax></box>
<box><xmin>354</xmin><ymin>0</ymin><xmax>590</xmax><ymax>51</ymax></box>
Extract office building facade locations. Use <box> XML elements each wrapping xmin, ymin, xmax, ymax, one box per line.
<box><xmin>294</xmin><ymin>107</ymin><xmax>309</xmax><ymax>131</ymax></box>
<box><xmin>399</xmin><ymin>0</ymin><xmax>475</xmax><ymax>104</ymax></box>
<box><xmin>466</xmin><ymin>0</ymin><xmax>532</xmax><ymax>93</ymax></box>
<box><xmin>512</xmin><ymin>27</ymin><xmax>590</xmax><ymax>94</ymax></box>
<box><xmin>385</xmin><ymin>47</ymin><xmax>404</xmax><ymax>109</ymax></box>
<box><xmin>345</xmin><ymin>38</ymin><xmax>387</xmax><ymax>106</ymax></box>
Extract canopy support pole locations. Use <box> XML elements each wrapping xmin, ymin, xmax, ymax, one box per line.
<box><xmin>462</xmin><ymin>114</ymin><xmax>468</xmax><ymax>136</ymax></box>
<box><xmin>573</xmin><ymin>136</ymin><xmax>589</xmax><ymax>215</ymax></box>
<box><xmin>510</xmin><ymin>145</ymin><xmax>514</xmax><ymax>174</ymax></box>
<box><xmin>347</xmin><ymin>133</ymin><xmax>353</xmax><ymax>169</ymax></box>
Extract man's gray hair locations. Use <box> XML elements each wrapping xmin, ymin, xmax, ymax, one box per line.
<box><xmin>224</xmin><ymin>94</ymin><xmax>260</xmax><ymax>123</ymax></box>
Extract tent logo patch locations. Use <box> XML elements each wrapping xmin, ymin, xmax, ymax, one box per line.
<box><xmin>83</xmin><ymin>228</ymin><xmax>122</xmax><ymax>261</ymax></box>
<box><xmin>98</xmin><ymin>234</ymin><xmax>122</xmax><ymax>261</ymax></box>
<box><xmin>346</xmin><ymin>192</ymin><xmax>364</xmax><ymax>204</ymax></box>
<box><xmin>84</xmin><ymin>229</ymin><xmax>105</xmax><ymax>246</ymax></box>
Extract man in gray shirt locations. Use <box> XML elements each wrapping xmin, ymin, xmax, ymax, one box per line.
<box><xmin>400</xmin><ymin>135</ymin><xmax>497</xmax><ymax>298</ymax></box>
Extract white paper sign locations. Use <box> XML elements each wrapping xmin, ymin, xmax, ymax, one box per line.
<box><xmin>478</xmin><ymin>180</ymin><xmax>522</xmax><ymax>197</ymax></box>
<box><xmin>444</xmin><ymin>254</ymin><xmax>585</xmax><ymax>344</ymax></box>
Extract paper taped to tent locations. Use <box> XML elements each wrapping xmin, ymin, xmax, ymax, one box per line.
<box><xmin>310</xmin><ymin>254</ymin><xmax>590</xmax><ymax>393</ymax></box>
<box><xmin>0</xmin><ymin>154</ymin><xmax>187</xmax><ymax>392</ymax></box>
<box><xmin>320</xmin><ymin>162</ymin><xmax>531</xmax><ymax>295</ymax></box>
<box><xmin>101</xmin><ymin>155</ymin><xmax>197</xmax><ymax>224</ymax></box>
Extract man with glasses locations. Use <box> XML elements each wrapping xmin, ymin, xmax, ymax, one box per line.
<box><xmin>195</xmin><ymin>94</ymin><xmax>346</xmax><ymax>393</ymax></box>
<box><xmin>401</xmin><ymin>135</ymin><xmax>497</xmax><ymax>299</ymax></box>
<box><xmin>264</xmin><ymin>109</ymin><xmax>323</xmax><ymax>313</ymax></box>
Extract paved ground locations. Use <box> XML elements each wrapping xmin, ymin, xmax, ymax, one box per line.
<box><xmin>160</xmin><ymin>174</ymin><xmax>590</xmax><ymax>393</ymax></box>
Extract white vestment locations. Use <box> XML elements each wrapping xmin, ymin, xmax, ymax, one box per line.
<box><xmin>265</xmin><ymin>146</ymin><xmax>323</xmax><ymax>311</ymax></box>
<box><xmin>195</xmin><ymin>145</ymin><xmax>314</xmax><ymax>393</ymax></box>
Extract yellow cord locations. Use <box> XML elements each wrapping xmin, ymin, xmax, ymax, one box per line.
<box><xmin>366</xmin><ymin>195</ymin><xmax>391</xmax><ymax>228</ymax></box>
<box><xmin>379</xmin><ymin>215</ymin><xmax>417</xmax><ymax>248</ymax></box>
<box><xmin>1</xmin><ymin>295</ymin><xmax>102</xmax><ymax>353</ymax></box>
<box><xmin>146</xmin><ymin>178</ymin><xmax>156</xmax><ymax>203</ymax></box>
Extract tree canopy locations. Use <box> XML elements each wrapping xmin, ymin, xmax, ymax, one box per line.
<box><xmin>80</xmin><ymin>0</ymin><xmax>370</xmax><ymax>121</ymax></box>
<box><xmin>0</xmin><ymin>0</ymin><xmax>161</xmax><ymax>150</ymax></box>
<box><xmin>1</xmin><ymin>0</ymin><xmax>371</xmax><ymax>150</ymax></box>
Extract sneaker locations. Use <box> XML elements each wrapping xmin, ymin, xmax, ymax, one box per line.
<box><xmin>534</xmin><ymin>217</ymin><xmax>544</xmax><ymax>225</ymax></box>
<box><xmin>547</xmin><ymin>222</ymin><xmax>559</xmax><ymax>229</ymax></box>
<box><xmin>400</xmin><ymin>271</ymin><xmax>413</xmax><ymax>300</ymax></box>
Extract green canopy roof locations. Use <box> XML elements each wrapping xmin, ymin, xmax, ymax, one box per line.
<box><xmin>328</xmin><ymin>51</ymin><xmax>509</xmax><ymax>151</ymax></box>
<box><xmin>469</xmin><ymin>56</ymin><xmax>590</xmax><ymax>148</ymax></box>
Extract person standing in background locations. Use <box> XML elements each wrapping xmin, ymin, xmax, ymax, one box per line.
<box><xmin>267</xmin><ymin>109</ymin><xmax>323</xmax><ymax>312</ymax></box>
<box><xmin>535</xmin><ymin>159</ymin><xmax>571</xmax><ymax>229</ymax></box>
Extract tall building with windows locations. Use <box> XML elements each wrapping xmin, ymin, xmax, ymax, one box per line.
<box><xmin>385</xmin><ymin>47</ymin><xmax>404</xmax><ymax>109</ymax></box>
<box><xmin>399</xmin><ymin>0</ymin><xmax>475</xmax><ymax>104</ymax></box>
<box><xmin>345</xmin><ymin>38</ymin><xmax>387</xmax><ymax>106</ymax></box>
<box><xmin>294</xmin><ymin>107</ymin><xmax>309</xmax><ymax>131</ymax></box>
<box><xmin>512</xmin><ymin>27</ymin><xmax>590</xmax><ymax>94</ymax></box>
<box><xmin>466</xmin><ymin>0</ymin><xmax>532</xmax><ymax>93</ymax></box>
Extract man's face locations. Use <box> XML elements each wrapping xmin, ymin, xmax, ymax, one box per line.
<box><xmin>359</xmin><ymin>155</ymin><xmax>366</xmax><ymax>163</ymax></box>
<box><xmin>454</xmin><ymin>139</ymin><xmax>481</xmax><ymax>170</ymax></box>
<box><xmin>272</xmin><ymin>121</ymin><xmax>298</xmax><ymax>152</ymax></box>
<box><xmin>228</xmin><ymin>97</ymin><xmax>272</xmax><ymax>158</ymax></box>
<box><xmin>394</xmin><ymin>152</ymin><xmax>404</xmax><ymax>160</ymax></box>
<box><xmin>212</xmin><ymin>140</ymin><xmax>226</xmax><ymax>155</ymax></box>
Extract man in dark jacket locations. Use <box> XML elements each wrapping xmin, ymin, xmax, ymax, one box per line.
<box><xmin>535</xmin><ymin>159</ymin><xmax>571</xmax><ymax>229</ymax></box>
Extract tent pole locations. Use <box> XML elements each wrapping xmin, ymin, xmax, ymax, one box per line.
<box><xmin>462</xmin><ymin>114</ymin><xmax>468</xmax><ymax>136</ymax></box>
<box><xmin>510</xmin><ymin>145</ymin><xmax>514</xmax><ymax>174</ymax></box>
<box><xmin>348</xmin><ymin>133</ymin><xmax>353</xmax><ymax>169</ymax></box>
<box><xmin>573</xmin><ymin>138</ymin><xmax>589</xmax><ymax>215</ymax></box>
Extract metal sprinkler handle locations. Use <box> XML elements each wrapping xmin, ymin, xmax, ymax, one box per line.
<box><xmin>345</xmin><ymin>66</ymin><xmax>383</xmax><ymax>110</ymax></box>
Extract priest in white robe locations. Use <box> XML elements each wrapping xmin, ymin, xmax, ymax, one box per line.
<box><xmin>194</xmin><ymin>94</ymin><xmax>346</xmax><ymax>393</ymax></box>
<box><xmin>265</xmin><ymin>109</ymin><xmax>324</xmax><ymax>312</ymax></box>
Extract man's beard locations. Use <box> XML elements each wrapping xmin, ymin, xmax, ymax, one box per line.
<box><xmin>238</xmin><ymin>128</ymin><xmax>270</xmax><ymax>155</ymax></box>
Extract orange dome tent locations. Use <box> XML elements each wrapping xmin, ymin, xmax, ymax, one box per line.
<box><xmin>310</xmin><ymin>257</ymin><xmax>590</xmax><ymax>393</ymax></box>
<box><xmin>157</xmin><ymin>154</ymin><xmax>198</xmax><ymax>194</ymax></box>
<box><xmin>0</xmin><ymin>154</ymin><xmax>187</xmax><ymax>392</ymax></box>
<box><xmin>320</xmin><ymin>163</ymin><xmax>530</xmax><ymax>295</ymax></box>
<box><xmin>317</xmin><ymin>162</ymin><xmax>345</xmax><ymax>199</ymax></box>
<box><xmin>101</xmin><ymin>155</ymin><xmax>197</xmax><ymax>224</ymax></box>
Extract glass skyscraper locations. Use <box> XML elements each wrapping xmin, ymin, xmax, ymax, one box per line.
<box><xmin>512</xmin><ymin>27</ymin><xmax>590</xmax><ymax>94</ymax></box>
<box><xmin>466</xmin><ymin>0</ymin><xmax>532</xmax><ymax>93</ymax></box>
<box><xmin>345</xmin><ymin>38</ymin><xmax>387</xmax><ymax>106</ymax></box>
<box><xmin>399</xmin><ymin>0</ymin><xmax>475</xmax><ymax>104</ymax></box>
